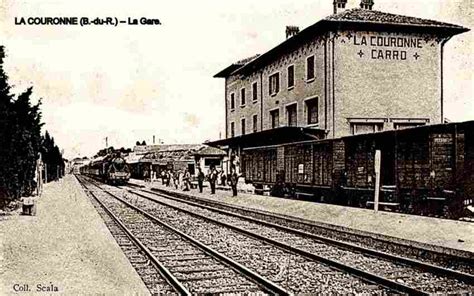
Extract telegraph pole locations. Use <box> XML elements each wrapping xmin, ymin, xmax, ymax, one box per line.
<box><xmin>374</xmin><ymin>150</ymin><xmax>381</xmax><ymax>212</ymax></box>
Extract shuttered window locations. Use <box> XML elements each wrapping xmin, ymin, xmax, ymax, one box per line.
<box><xmin>230</xmin><ymin>93</ymin><xmax>235</xmax><ymax>110</ymax></box>
<box><xmin>287</xmin><ymin>65</ymin><xmax>295</xmax><ymax>88</ymax></box>
<box><xmin>252</xmin><ymin>82</ymin><xmax>258</xmax><ymax>102</ymax></box>
<box><xmin>287</xmin><ymin>104</ymin><xmax>297</xmax><ymax>127</ymax></box>
<box><xmin>269</xmin><ymin>73</ymin><xmax>280</xmax><ymax>95</ymax></box>
<box><xmin>270</xmin><ymin>109</ymin><xmax>279</xmax><ymax>129</ymax></box>
<box><xmin>306</xmin><ymin>56</ymin><xmax>315</xmax><ymax>81</ymax></box>
<box><xmin>306</xmin><ymin>98</ymin><xmax>318</xmax><ymax>124</ymax></box>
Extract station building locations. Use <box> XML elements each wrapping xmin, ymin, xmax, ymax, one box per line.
<box><xmin>210</xmin><ymin>0</ymin><xmax>468</xmax><ymax>173</ymax></box>
<box><xmin>125</xmin><ymin>144</ymin><xmax>226</xmax><ymax>179</ymax></box>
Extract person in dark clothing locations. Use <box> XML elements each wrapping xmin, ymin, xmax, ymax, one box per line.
<box><xmin>166</xmin><ymin>170</ymin><xmax>171</xmax><ymax>187</ymax></box>
<box><xmin>221</xmin><ymin>173</ymin><xmax>227</xmax><ymax>187</ymax></box>
<box><xmin>209</xmin><ymin>167</ymin><xmax>217</xmax><ymax>194</ymax></box>
<box><xmin>197</xmin><ymin>168</ymin><xmax>205</xmax><ymax>193</ymax></box>
<box><xmin>183</xmin><ymin>168</ymin><xmax>191</xmax><ymax>191</ymax></box>
<box><xmin>229</xmin><ymin>168</ymin><xmax>238</xmax><ymax>197</ymax></box>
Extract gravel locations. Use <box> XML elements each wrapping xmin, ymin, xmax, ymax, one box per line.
<box><xmin>85</xmin><ymin>182</ymin><xmax>267</xmax><ymax>295</ymax></box>
<box><xmin>125</xmin><ymin>187</ymin><xmax>474</xmax><ymax>295</ymax></box>
<box><xmin>94</xmin><ymin>183</ymin><xmax>393</xmax><ymax>295</ymax></box>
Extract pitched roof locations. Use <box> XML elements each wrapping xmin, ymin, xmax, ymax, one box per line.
<box><xmin>325</xmin><ymin>8</ymin><xmax>467</xmax><ymax>30</ymax></box>
<box><xmin>133</xmin><ymin>144</ymin><xmax>203</xmax><ymax>155</ymax></box>
<box><xmin>140</xmin><ymin>144</ymin><xmax>204</xmax><ymax>163</ymax></box>
<box><xmin>214</xmin><ymin>54</ymin><xmax>260</xmax><ymax>78</ymax></box>
<box><xmin>215</xmin><ymin>8</ymin><xmax>468</xmax><ymax>77</ymax></box>
<box><xmin>194</xmin><ymin>145</ymin><xmax>226</xmax><ymax>156</ymax></box>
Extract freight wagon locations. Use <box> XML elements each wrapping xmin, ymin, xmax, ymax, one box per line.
<box><xmin>242</xmin><ymin>121</ymin><xmax>474</xmax><ymax>219</ymax></box>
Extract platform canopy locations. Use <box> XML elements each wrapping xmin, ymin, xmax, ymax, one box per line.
<box><xmin>206</xmin><ymin>127</ymin><xmax>327</xmax><ymax>149</ymax></box>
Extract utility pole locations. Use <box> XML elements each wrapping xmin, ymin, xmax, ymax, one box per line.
<box><xmin>374</xmin><ymin>150</ymin><xmax>381</xmax><ymax>212</ymax></box>
<box><xmin>153</xmin><ymin>135</ymin><xmax>155</xmax><ymax>144</ymax></box>
<box><xmin>105</xmin><ymin>137</ymin><xmax>108</xmax><ymax>147</ymax></box>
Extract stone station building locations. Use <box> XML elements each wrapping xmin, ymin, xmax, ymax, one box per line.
<box><xmin>210</xmin><ymin>0</ymin><xmax>468</xmax><ymax>174</ymax></box>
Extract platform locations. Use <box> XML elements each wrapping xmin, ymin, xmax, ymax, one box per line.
<box><xmin>0</xmin><ymin>175</ymin><xmax>150</xmax><ymax>295</ymax></box>
<box><xmin>130</xmin><ymin>179</ymin><xmax>474</xmax><ymax>256</ymax></box>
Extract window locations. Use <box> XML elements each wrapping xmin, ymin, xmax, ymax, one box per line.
<box><xmin>230</xmin><ymin>93</ymin><xmax>235</xmax><ymax>110</ymax></box>
<box><xmin>351</xmin><ymin>123</ymin><xmax>383</xmax><ymax>135</ymax></box>
<box><xmin>286</xmin><ymin>104</ymin><xmax>297</xmax><ymax>127</ymax></box>
<box><xmin>305</xmin><ymin>98</ymin><xmax>318</xmax><ymax>124</ymax></box>
<box><xmin>269</xmin><ymin>73</ymin><xmax>280</xmax><ymax>96</ymax></box>
<box><xmin>252</xmin><ymin>82</ymin><xmax>258</xmax><ymax>102</ymax></box>
<box><xmin>252</xmin><ymin>114</ymin><xmax>258</xmax><ymax>133</ymax></box>
<box><xmin>240</xmin><ymin>88</ymin><xmax>246</xmax><ymax>106</ymax></box>
<box><xmin>241</xmin><ymin>118</ymin><xmax>246</xmax><ymax>135</ymax></box>
<box><xmin>270</xmin><ymin>109</ymin><xmax>279</xmax><ymax>129</ymax></box>
<box><xmin>306</xmin><ymin>55</ymin><xmax>315</xmax><ymax>81</ymax></box>
<box><xmin>230</xmin><ymin>122</ymin><xmax>235</xmax><ymax>137</ymax></box>
<box><xmin>287</xmin><ymin>65</ymin><xmax>295</xmax><ymax>89</ymax></box>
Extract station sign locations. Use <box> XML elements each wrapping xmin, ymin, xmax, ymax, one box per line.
<box><xmin>353</xmin><ymin>34</ymin><xmax>424</xmax><ymax>61</ymax></box>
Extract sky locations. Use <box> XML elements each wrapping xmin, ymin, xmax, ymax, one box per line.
<box><xmin>0</xmin><ymin>0</ymin><xmax>472</xmax><ymax>159</ymax></box>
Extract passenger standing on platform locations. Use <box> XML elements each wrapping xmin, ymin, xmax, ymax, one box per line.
<box><xmin>178</xmin><ymin>170</ymin><xmax>184</xmax><ymax>190</ymax></box>
<box><xmin>221</xmin><ymin>173</ymin><xmax>227</xmax><ymax>187</ymax></box>
<box><xmin>183</xmin><ymin>169</ymin><xmax>191</xmax><ymax>191</ymax></box>
<box><xmin>229</xmin><ymin>168</ymin><xmax>238</xmax><ymax>197</ymax></box>
<box><xmin>197</xmin><ymin>168</ymin><xmax>205</xmax><ymax>193</ymax></box>
<box><xmin>173</xmin><ymin>171</ymin><xmax>179</xmax><ymax>189</ymax></box>
<box><xmin>166</xmin><ymin>170</ymin><xmax>172</xmax><ymax>187</ymax></box>
<box><xmin>209</xmin><ymin>166</ymin><xmax>217</xmax><ymax>194</ymax></box>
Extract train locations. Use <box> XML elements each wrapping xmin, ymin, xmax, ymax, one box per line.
<box><xmin>242</xmin><ymin>121</ymin><xmax>474</xmax><ymax>219</ymax></box>
<box><xmin>80</xmin><ymin>153</ymin><xmax>130</xmax><ymax>185</ymax></box>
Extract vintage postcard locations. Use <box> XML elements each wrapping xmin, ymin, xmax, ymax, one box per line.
<box><xmin>0</xmin><ymin>0</ymin><xmax>472</xmax><ymax>295</ymax></box>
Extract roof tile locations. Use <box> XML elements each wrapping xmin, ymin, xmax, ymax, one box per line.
<box><xmin>325</xmin><ymin>8</ymin><xmax>465</xmax><ymax>29</ymax></box>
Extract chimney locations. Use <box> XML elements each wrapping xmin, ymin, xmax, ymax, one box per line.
<box><xmin>285</xmin><ymin>26</ymin><xmax>300</xmax><ymax>39</ymax></box>
<box><xmin>360</xmin><ymin>0</ymin><xmax>374</xmax><ymax>10</ymax></box>
<box><xmin>333</xmin><ymin>0</ymin><xmax>348</xmax><ymax>14</ymax></box>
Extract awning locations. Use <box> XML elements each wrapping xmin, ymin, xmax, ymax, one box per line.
<box><xmin>206</xmin><ymin>127</ymin><xmax>327</xmax><ymax>149</ymax></box>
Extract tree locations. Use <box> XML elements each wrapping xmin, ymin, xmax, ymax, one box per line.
<box><xmin>0</xmin><ymin>46</ymin><xmax>44</xmax><ymax>206</ymax></box>
<box><xmin>41</xmin><ymin>131</ymin><xmax>65</xmax><ymax>182</ymax></box>
<box><xmin>10</xmin><ymin>87</ymin><xmax>43</xmax><ymax>195</ymax></box>
<box><xmin>0</xmin><ymin>46</ymin><xmax>13</xmax><ymax>204</ymax></box>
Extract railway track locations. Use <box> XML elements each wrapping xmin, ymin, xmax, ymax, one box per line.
<box><xmin>78</xmin><ymin>176</ymin><xmax>285</xmax><ymax>295</ymax></box>
<box><xmin>118</xmin><ymin>182</ymin><xmax>474</xmax><ymax>295</ymax></box>
<box><xmin>83</xmin><ymin>177</ymin><xmax>398</xmax><ymax>294</ymax></box>
<box><xmin>77</xmin><ymin>178</ymin><xmax>179</xmax><ymax>295</ymax></box>
<box><xmin>132</xmin><ymin>183</ymin><xmax>474</xmax><ymax>275</ymax></box>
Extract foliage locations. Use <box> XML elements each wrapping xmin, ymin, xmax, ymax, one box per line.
<box><xmin>0</xmin><ymin>46</ymin><xmax>64</xmax><ymax>207</ymax></box>
<box><xmin>41</xmin><ymin>131</ymin><xmax>65</xmax><ymax>183</ymax></box>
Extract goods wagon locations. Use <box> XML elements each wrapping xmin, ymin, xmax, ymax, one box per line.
<box><xmin>242</xmin><ymin>121</ymin><xmax>474</xmax><ymax>218</ymax></box>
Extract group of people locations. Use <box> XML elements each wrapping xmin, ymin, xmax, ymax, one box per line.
<box><xmin>147</xmin><ymin>166</ymin><xmax>239</xmax><ymax>196</ymax></box>
<box><xmin>197</xmin><ymin>166</ymin><xmax>239</xmax><ymax>196</ymax></box>
<box><xmin>159</xmin><ymin>169</ymin><xmax>192</xmax><ymax>191</ymax></box>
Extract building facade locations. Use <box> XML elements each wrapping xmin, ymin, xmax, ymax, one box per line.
<box><xmin>214</xmin><ymin>1</ymin><xmax>468</xmax><ymax>140</ymax></box>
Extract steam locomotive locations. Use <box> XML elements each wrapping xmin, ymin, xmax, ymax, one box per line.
<box><xmin>80</xmin><ymin>153</ymin><xmax>130</xmax><ymax>185</ymax></box>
